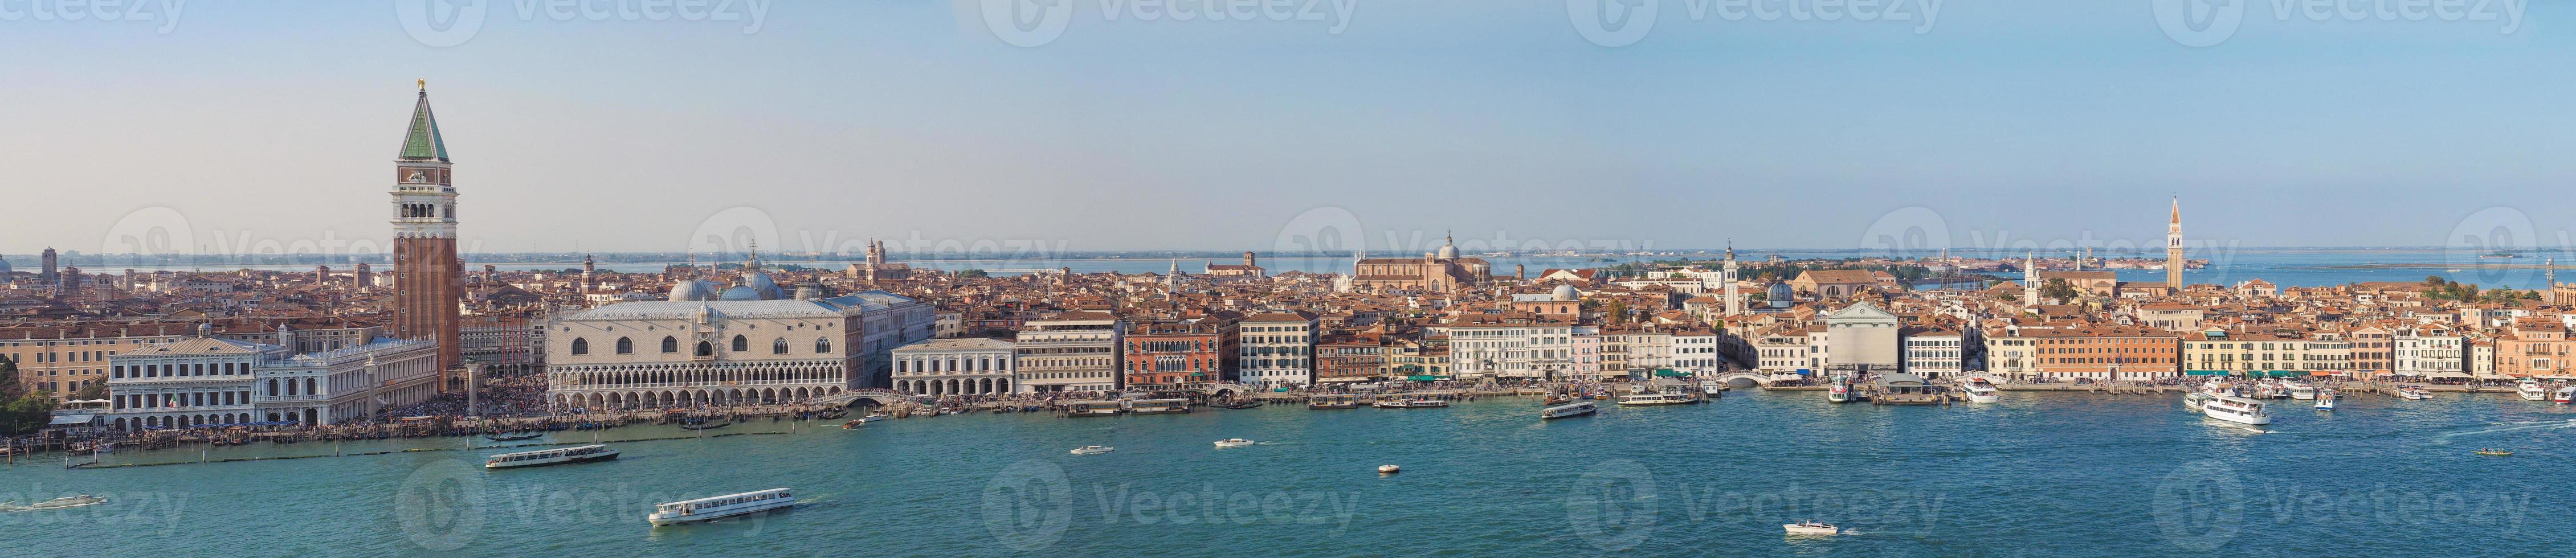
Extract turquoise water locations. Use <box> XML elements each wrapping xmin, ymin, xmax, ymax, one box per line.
<box><xmin>5</xmin><ymin>391</ymin><xmax>2571</xmax><ymax>556</ymax></box>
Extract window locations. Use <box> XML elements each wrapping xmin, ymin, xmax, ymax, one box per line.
<box><xmin>816</xmin><ymin>338</ymin><xmax>832</xmax><ymax>353</ymax></box>
<box><xmin>616</xmin><ymin>338</ymin><xmax>634</xmax><ymax>355</ymax></box>
<box><xmin>661</xmin><ymin>337</ymin><xmax>680</xmax><ymax>353</ymax></box>
<box><xmin>572</xmin><ymin>338</ymin><xmax>590</xmax><ymax>355</ymax></box>
<box><xmin>696</xmin><ymin>342</ymin><xmax>714</xmax><ymax>356</ymax></box>
<box><xmin>733</xmin><ymin>335</ymin><xmax>749</xmax><ymax>352</ymax></box>
<box><xmin>773</xmin><ymin>338</ymin><xmax>789</xmax><ymax>354</ymax></box>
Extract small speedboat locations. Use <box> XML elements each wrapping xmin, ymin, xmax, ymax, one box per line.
<box><xmin>1069</xmin><ymin>445</ymin><xmax>1115</xmax><ymax>456</ymax></box>
<box><xmin>840</xmin><ymin>420</ymin><xmax>864</xmax><ymax>429</ymax></box>
<box><xmin>2397</xmin><ymin>385</ymin><xmax>2430</xmax><ymax>400</ymax></box>
<box><xmin>1783</xmin><ymin>520</ymin><xmax>1839</xmax><ymax>535</ymax></box>
<box><xmin>1214</xmin><ymin>438</ymin><xmax>1256</xmax><ymax>448</ymax></box>
<box><xmin>2473</xmin><ymin>449</ymin><xmax>2514</xmax><ymax>457</ymax></box>
<box><xmin>1377</xmin><ymin>465</ymin><xmax>1401</xmax><ymax>474</ymax></box>
<box><xmin>2289</xmin><ymin>384</ymin><xmax>2317</xmax><ymax>400</ymax></box>
<box><xmin>26</xmin><ymin>495</ymin><xmax>109</xmax><ymax>510</ymax></box>
<box><xmin>2314</xmin><ymin>394</ymin><xmax>2336</xmax><ymax>411</ymax></box>
<box><xmin>859</xmin><ymin>414</ymin><xmax>890</xmax><ymax>422</ymax></box>
<box><xmin>1962</xmin><ymin>379</ymin><xmax>2000</xmax><ymax>404</ymax></box>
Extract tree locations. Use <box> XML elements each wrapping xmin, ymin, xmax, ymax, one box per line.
<box><xmin>1998</xmin><ymin>293</ymin><xmax>2020</xmax><ymax>303</ymax></box>
<box><xmin>956</xmin><ymin>269</ymin><xmax>989</xmax><ymax>278</ymax></box>
<box><xmin>2039</xmin><ymin>278</ymin><xmax>2080</xmax><ymax>302</ymax></box>
<box><xmin>72</xmin><ymin>382</ymin><xmax>107</xmax><ymax>401</ymax></box>
<box><xmin>2424</xmin><ymin>276</ymin><xmax>2448</xmax><ymax>287</ymax></box>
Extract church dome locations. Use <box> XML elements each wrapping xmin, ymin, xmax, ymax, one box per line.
<box><xmin>793</xmin><ymin>285</ymin><xmax>822</xmax><ymax>300</ymax></box>
<box><xmin>1551</xmin><ymin>284</ymin><xmax>1580</xmax><ymax>301</ymax></box>
<box><xmin>1435</xmin><ymin>239</ymin><xmax>1460</xmax><ymax>260</ymax></box>
<box><xmin>739</xmin><ymin>269</ymin><xmax>782</xmax><ymax>299</ymax></box>
<box><xmin>718</xmin><ymin>284</ymin><xmax>762</xmax><ymax>301</ymax></box>
<box><xmin>668</xmin><ymin>279</ymin><xmax>713</xmax><ymax>301</ymax></box>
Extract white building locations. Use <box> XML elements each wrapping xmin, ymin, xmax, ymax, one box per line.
<box><xmin>1015</xmin><ymin>313</ymin><xmax>1123</xmax><ymax>393</ymax></box>
<box><xmin>1672</xmin><ymin>330</ymin><xmax>1725</xmax><ymax>375</ymax></box>
<box><xmin>893</xmin><ymin>338</ymin><xmax>1016</xmax><ymax>396</ymax></box>
<box><xmin>1901</xmin><ymin>327</ymin><xmax>1966</xmax><ymax>379</ymax></box>
<box><xmin>1824</xmin><ymin>302</ymin><xmax>1901</xmax><ymax>374</ymax></box>
<box><xmin>1447</xmin><ymin>313</ymin><xmax>1574</xmax><ymax>382</ymax></box>
<box><xmin>2395</xmin><ymin>326</ymin><xmax>2465</xmax><ymax>378</ymax></box>
<box><xmin>1238</xmin><ymin>312</ymin><xmax>1317</xmax><ymax>388</ymax></box>
<box><xmin>542</xmin><ymin>292</ymin><xmax>936</xmax><ymax>411</ymax></box>
<box><xmin>105</xmin><ymin>331</ymin><xmax>439</xmax><ymax>429</ymax></box>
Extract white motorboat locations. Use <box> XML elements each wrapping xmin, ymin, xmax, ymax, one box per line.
<box><xmin>1616</xmin><ymin>393</ymin><xmax>1695</xmax><ymax>406</ymax></box>
<box><xmin>2202</xmin><ymin>395</ymin><xmax>2272</xmax><ymax>425</ymax></box>
<box><xmin>2516</xmin><ymin>380</ymin><xmax>2549</xmax><ymax>401</ymax></box>
<box><xmin>2396</xmin><ymin>385</ymin><xmax>2430</xmax><ymax>400</ymax></box>
<box><xmin>2198</xmin><ymin>379</ymin><xmax>2240</xmax><ymax>398</ymax></box>
<box><xmin>1962</xmin><ymin>379</ymin><xmax>2000</xmax><ymax>404</ymax></box>
<box><xmin>2556</xmin><ymin>386</ymin><xmax>2575</xmax><ymax>404</ymax></box>
<box><xmin>1378</xmin><ymin>465</ymin><xmax>1401</xmax><ymax>474</ymax></box>
<box><xmin>646</xmin><ymin>488</ymin><xmax>794</xmax><ymax>526</ymax></box>
<box><xmin>1214</xmin><ymin>438</ymin><xmax>1256</xmax><ymax>448</ymax></box>
<box><xmin>1783</xmin><ymin>520</ymin><xmax>1839</xmax><ymax>535</ymax></box>
<box><xmin>485</xmin><ymin>444</ymin><xmax>619</xmax><ymax>469</ymax></box>
<box><xmin>858</xmin><ymin>414</ymin><xmax>889</xmax><ymax>422</ymax></box>
<box><xmin>17</xmin><ymin>495</ymin><xmax>109</xmax><ymax>510</ymax></box>
<box><xmin>1541</xmin><ymin>402</ymin><xmax>1599</xmax><ymax>419</ymax></box>
<box><xmin>2182</xmin><ymin>392</ymin><xmax>2212</xmax><ymax>411</ymax></box>
<box><xmin>2314</xmin><ymin>393</ymin><xmax>2336</xmax><ymax>411</ymax></box>
<box><xmin>1069</xmin><ymin>445</ymin><xmax>1115</xmax><ymax>455</ymax></box>
<box><xmin>1827</xmin><ymin>380</ymin><xmax>1852</xmax><ymax>404</ymax></box>
<box><xmin>2289</xmin><ymin>384</ymin><xmax>2317</xmax><ymax>400</ymax></box>
<box><xmin>1700</xmin><ymin>383</ymin><xmax>1726</xmax><ymax>396</ymax></box>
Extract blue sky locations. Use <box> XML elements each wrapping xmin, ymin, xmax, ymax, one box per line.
<box><xmin>2</xmin><ymin>1</ymin><xmax>2570</xmax><ymax>257</ymax></box>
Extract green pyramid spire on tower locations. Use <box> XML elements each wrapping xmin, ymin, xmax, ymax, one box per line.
<box><xmin>400</xmin><ymin>80</ymin><xmax>449</xmax><ymax>162</ymax></box>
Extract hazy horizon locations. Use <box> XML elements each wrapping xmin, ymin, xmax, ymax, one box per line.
<box><xmin>7</xmin><ymin>1</ymin><xmax>2573</xmax><ymax>257</ymax></box>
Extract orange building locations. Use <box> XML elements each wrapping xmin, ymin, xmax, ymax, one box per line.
<box><xmin>2495</xmin><ymin>318</ymin><xmax>2569</xmax><ymax>378</ymax></box>
<box><xmin>1122</xmin><ymin>321</ymin><xmax>1231</xmax><ymax>390</ymax></box>
<box><xmin>2023</xmin><ymin>325</ymin><xmax>2182</xmax><ymax>381</ymax></box>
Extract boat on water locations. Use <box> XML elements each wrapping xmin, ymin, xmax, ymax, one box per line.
<box><xmin>1962</xmin><ymin>379</ymin><xmax>2001</xmax><ymax>404</ymax></box>
<box><xmin>2202</xmin><ymin>395</ymin><xmax>2273</xmax><ymax>425</ymax></box>
<box><xmin>2183</xmin><ymin>392</ymin><xmax>2213</xmax><ymax>410</ymax></box>
<box><xmin>2473</xmin><ymin>449</ymin><xmax>2514</xmax><ymax>456</ymax></box>
<box><xmin>1124</xmin><ymin>399</ymin><xmax>1193</xmax><ymax>415</ymax></box>
<box><xmin>1214</xmin><ymin>438</ymin><xmax>1256</xmax><ymax>448</ymax></box>
<box><xmin>840</xmin><ymin>420</ymin><xmax>864</xmax><ymax>429</ymax></box>
<box><xmin>2516</xmin><ymin>380</ymin><xmax>2550</xmax><ymax>401</ymax></box>
<box><xmin>1373</xmin><ymin>398</ymin><xmax>1450</xmax><ymax>409</ymax></box>
<box><xmin>2199</xmin><ymin>379</ymin><xmax>2240</xmax><ymax>398</ymax></box>
<box><xmin>1069</xmin><ymin>445</ymin><xmax>1115</xmax><ymax>455</ymax></box>
<box><xmin>2314</xmin><ymin>392</ymin><xmax>2336</xmax><ymax>411</ymax></box>
<box><xmin>2555</xmin><ymin>386</ymin><xmax>2575</xmax><ymax>404</ymax></box>
<box><xmin>1377</xmin><ymin>465</ymin><xmax>1401</xmax><ymax>474</ymax></box>
<box><xmin>1617</xmin><ymin>393</ymin><xmax>1696</xmax><ymax>406</ymax></box>
<box><xmin>485</xmin><ymin>445</ymin><xmax>619</xmax><ymax>469</ymax></box>
<box><xmin>646</xmin><ymin>489</ymin><xmax>794</xmax><ymax>526</ymax></box>
<box><xmin>2396</xmin><ymin>385</ymin><xmax>2430</xmax><ymax>400</ymax></box>
<box><xmin>858</xmin><ymin>414</ymin><xmax>889</xmax><ymax>422</ymax></box>
<box><xmin>2289</xmin><ymin>384</ymin><xmax>2317</xmax><ymax>400</ymax></box>
<box><xmin>677</xmin><ymin>420</ymin><xmax>732</xmax><ymax>430</ymax></box>
<box><xmin>1541</xmin><ymin>402</ymin><xmax>1599</xmax><ymax>419</ymax></box>
<box><xmin>1306</xmin><ymin>395</ymin><xmax>1361</xmax><ymax>409</ymax></box>
<box><xmin>6</xmin><ymin>495</ymin><xmax>110</xmax><ymax>511</ymax></box>
<box><xmin>1783</xmin><ymin>521</ymin><xmax>1839</xmax><ymax>536</ymax></box>
<box><xmin>484</xmin><ymin>432</ymin><xmax>544</xmax><ymax>442</ymax></box>
<box><xmin>1542</xmin><ymin>395</ymin><xmax>1573</xmax><ymax>406</ymax></box>
<box><xmin>1059</xmin><ymin>401</ymin><xmax>1125</xmax><ymax>417</ymax></box>
<box><xmin>1827</xmin><ymin>380</ymin><xmax>1852</xmax><ymax>404</ymax></box>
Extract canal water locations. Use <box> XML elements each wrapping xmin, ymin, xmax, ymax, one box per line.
<box><xmin>5</xmin><ymin>391</ymin><xmax>2571</xmax><ymax>556</ymax></box>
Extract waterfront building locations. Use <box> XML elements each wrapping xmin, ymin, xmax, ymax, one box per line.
<box><xmin>2350</xmin><ymin>325</ymin><xmax>2395</xmax><ymax>376</ymax></box>
<box><xmin>1124</xmin><ymin>319</ymin><xmax>1234</xmax><ymax>390</ymax></box>
<box><xmin>2</xmin><ymin>321</ymin><xmax>379</xmax><ymax>403</ymax></box>
<box><xmin>2394</xmin><ymin>325</ymin><xmax>2466</xmax><ymax>379</ymax></box>
<box><xmin>1015</xmin><ymin>312</ymin><xmax>1123</xmax><ymax>392</ymax></box>
<box><xmin>1447</xmin><ymin>313</ymin><xmax>1572</xmax><ymax>382</ymax></box>
<box><xmin>1753</xmin><ymin>324</ymin><xmax>1821</xmax><ymax>374</ymax></box>
<box><xmin>1672</xmin><ymin>329</ymin><xmax>1725</xmax><ymax>375</ymax></box>
<box><xmin>389</xmin><ymin>83</ymin><xmax>464</xmax><ymax>387</ymax></box>
<box><xmin>1238</xmin><ymin>312</ymin><xmax>1317</xmax><ymax>388</ymax></box>
<box><xmin>1824</xmin><ymin>302</ymin><xmax>1900</xmax><ymax>368</ymax></box>
<box><xmin>542</xmin><ymin>292</ymin><xmax>934</xmax><ymax>409</ymax></box>
<box><xmin>1315</xmin><ymin>331</ymin><xmax>1387</xmax><ymax>385</ymax></box>
<box><xmin>1349</xmin><ymin>235</ymin><xmax>1490</xmax><ymax>294</ymax></box>
<box><xmin>2493</xmin><ymin>318</ymin><xmax>2569</xmax><ymax>379</ymax></box>
<box><xmin>1998</xmin><ymin>325</ymin><xmax>2179</xmax><ymax>382</ymax></box>
<box><xmin>459</xmin><ymin>317</ymin><xmax>540</xmax><ymax>377</ymax></box>
<box><xmin>104</xmin><ymin>329</ymin><xmax>438</xmax><ymax>429</ymax></box>
<box><xmin>1386</xmin><ymin>341</ymin><xmax>1451</xmax><ymax>381</ymax></box>
<box><xmin>892</xmin><ymin>338</ymin><xmax>1016</xmax><ymax>396</ymax></box>
<box><xmin>1900</xmin><ymin>326</ymin><xmax>1965</xmax><ymax>379</ymax></box>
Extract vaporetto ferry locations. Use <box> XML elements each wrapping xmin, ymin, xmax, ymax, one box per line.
<box><xmin>647</xmin><ymin>488</ymin><xmax>796</xmax><ymax>526</ymax></box>
<box><xmin>484</xmin><ymin>445</ymin><xmax>619</xmax><ymax>469</ymax></box>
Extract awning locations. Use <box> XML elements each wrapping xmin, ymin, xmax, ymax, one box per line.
<box><xmin>1406</xmin><ymin>375</ymin><xmax>1450</xmax><ymax>381</ymax></box>
<box><xmin>1652</xmin><ymin>369</ymin><xmax>1693</xmax><ymax>378</ymax></box>
<box><xmin>2309</xmin><ymin>371</ymin><xmax>2338</xmax><ymax>376</ymax></box>
<box><xmin>2261</xmin><ymin>370</ymin><xmax>2303</xmax><ymax>378</ymax></box>
<box><xmin>48</xmin><ymin>414</ymin><xmax>97</xmax><ymax>425</ymax></box>
<box><xmin>2185</xmin><ymin>370</ymin><xmax>2229</xmax><ymax>376</ymax></box>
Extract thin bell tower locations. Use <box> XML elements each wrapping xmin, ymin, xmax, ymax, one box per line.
<box><xmin>391</xmin><ymin>80</ymin><xmax>463</xmax><ymax>388</ymax></box>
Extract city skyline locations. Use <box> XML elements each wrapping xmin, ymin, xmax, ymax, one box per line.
<box><xmin>8</xmin><ymin>2</ymin><xmax>2574</xmax><ymax>253</ymax></box>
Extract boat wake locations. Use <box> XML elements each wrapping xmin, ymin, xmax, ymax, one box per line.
<box><xmin>2432</xmin><ymin>419</ymin><xmax>2576</xmax><ymax>444</ymax></box>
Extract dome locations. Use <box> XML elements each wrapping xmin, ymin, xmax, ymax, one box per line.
<box><xmin>1435</xmin><ymin>240</ymin><xmax>1460</xmax><ymax>260</ymax></box>
<box><xmin>739</xmin><ymin>269</ymin><xmax>782</xmax><ymax>299</ymax></box>
<box><xmin>718</xmin><ymin>285</ymin><xmax>762</xmax><ymax>301</ymax></box>
<box><xmin>793</xmin><ymin>285</ymin><xmax>822</xmax><ymax>300</ymax></box>
<box><xmin>668</xmin><ymin>280</ymin><xmax>713</xmax><ymax>301</ymax></box>
<box><xmin>1551</xmin><ymin>284</ymin><xmax>1580</xmax><ymax>301</ymax></box>
<box><xmin>1767</xmin><ymin>282</ymin><xmax>1794</xmax><ymax>308</ymax></box>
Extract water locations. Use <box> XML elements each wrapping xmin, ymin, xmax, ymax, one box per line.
<box><xmin>7</xmin><ymin>392</ymin><xmax>2571</xmax><ymax>556</ymax></box>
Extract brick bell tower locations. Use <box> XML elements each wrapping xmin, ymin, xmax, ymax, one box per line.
<box><xmin>391</xmin><ymin>80</ymin><xmax>463</xmax><ymax>390</ymax></box>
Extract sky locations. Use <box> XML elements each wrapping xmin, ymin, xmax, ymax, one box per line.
<box><xmin>3</xmin><ymin>1</ymin><xmax>2572</xmax><ymax>260</ymax></box>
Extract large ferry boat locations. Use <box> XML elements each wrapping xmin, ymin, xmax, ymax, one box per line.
<box><xmin>2518</xmin><ymin>380</ymin><xmax>2551</xmax><ymax>401</ymax></box>
<box><xmin>1541</xmin><ymin>402</ymin><xmax>1598</xmax><ymax>419</ymax></box>
<box><xmin>2202</xmin><ymin>395</ymin><xmax>2273</xmax><ymax>425</ymax></box>
<box><xmin>1962</xmin><ymin>379</ymin><xmax>2001</xmax><ymax>404</ymax></box>
<box><xmin>646</xmin><ymin>489</ymin><xmax>795</xmax><ymax>526</ymax></box>
<box><xmin>1616</xmin><ymin>393</ymin><xmax>1696</xmax><ymax>406</ymax></box>
<box><xmin>1059</xmin><ymin>401</ymin><xmax>1124</xmax><ymax>417</ymax></box>
<box><xmin>485</xmin><ymin>444</ymin><xmax>619</xmax><ymax>469</ymax></box>
<box><xmin>1124</xmin><ymin>399</ymin><xmax>1192</xmax><ymax>415</ymax></box>
<box><xmin>1373</xmin><ymin>397</ymin><xmax>1450</xmax><ymax>409</ymax></box>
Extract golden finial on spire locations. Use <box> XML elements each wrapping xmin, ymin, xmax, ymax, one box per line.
<box><xmin>417</xmin><ymin>79</ymin><xmax>427</xmax><ymax>91</ymax></box>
